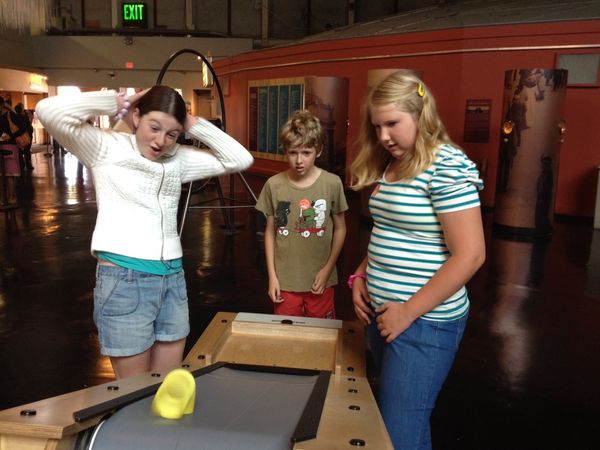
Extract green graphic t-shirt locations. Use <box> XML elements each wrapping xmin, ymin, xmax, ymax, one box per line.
<box><xmin>256</xmin><ymin>170</ymin><xmax>349</xmax><ymax>292</ymax></box>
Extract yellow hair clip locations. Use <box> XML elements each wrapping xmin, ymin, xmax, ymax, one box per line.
<box><xmin>417</xmin><ymin>83</ymin><xmax>425</xmax><ymax>97</ymax></box>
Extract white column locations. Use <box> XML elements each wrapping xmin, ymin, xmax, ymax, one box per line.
<box><xmin>111</xmin><ymin>0</ymin><xmax>118</xmax><ymax>29</ymax></box>
<box><xmin>185</xmin><ymin>0</ymin><xmax>194</xmax><ymax>30</ymax></box>
<box><xmin>261</xmin><ymin>0</ymin><xmax>269</xmax><ymax>47</ymax></box>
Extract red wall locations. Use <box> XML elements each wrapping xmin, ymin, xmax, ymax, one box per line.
<box><xmin>215</xmin><ymin>20</ymin><xmax>600</xmax><ymax>217</ymax></box>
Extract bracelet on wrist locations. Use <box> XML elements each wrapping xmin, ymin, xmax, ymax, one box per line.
<box><xmin>115</xmin><ymin>92</ymin><xmax>131</xmax><ymax>120</ymax></box>
<box><xmin>347</xmin><ymin>273</ymin><xmax>367</xmax><ymax>289</ymax></box>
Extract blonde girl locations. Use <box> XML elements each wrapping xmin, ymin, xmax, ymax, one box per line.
<box><xmin>349</xmin><ymin>71</ymin><xmax>485</xmax><ymax>449</ymax></box>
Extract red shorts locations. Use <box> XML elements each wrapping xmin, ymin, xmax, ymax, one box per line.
<box><xmin>274</xmin><ymin>287</ymin><xmax>336</xmax><ymax>319</ymax></box>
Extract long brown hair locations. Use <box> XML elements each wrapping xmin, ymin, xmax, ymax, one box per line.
<box><xmin>136</xmin><ymin>85</ymin><xmax>187</xmax><ymax>126</ymax></box>
<box><xmin>350</xmin><ymin>71</ymin><xmax>455</xmax><ymax>190</ymax></box>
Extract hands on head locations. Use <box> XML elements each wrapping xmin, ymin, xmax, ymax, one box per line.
<box><xmin>116</xmin><ymin>88</ymin><xmax>197</xmax><ymax>134</ymax></box>
<box><xmin>116</xmin><ymin>88</ymin><xmax>150</xmax><ymax>132</ymax></box>
<box><xmin>184</xmin><ymin>112</ymin><xmax>198</xmax><ymax>132</ymax></box>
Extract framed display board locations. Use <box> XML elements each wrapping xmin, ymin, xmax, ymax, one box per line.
<box><xmin>248</xmin><ymin>78</ymin><xmax>305</xmax><ymax>159</ymax></box>
<box><xmin>464</xmin><ymin>99</ymin><xmax>491</xmax><ymax>143</ymax></box>
<box><xmin>248</xmin><ymin>76</ymin><xmax>349</xmax><ymax>178</ymax></box>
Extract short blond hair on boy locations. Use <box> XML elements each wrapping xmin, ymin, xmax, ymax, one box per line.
<box><xmin>280</xmin><ymin>110</ymin><xmax>323</xmax><ymax>153</ymax></box>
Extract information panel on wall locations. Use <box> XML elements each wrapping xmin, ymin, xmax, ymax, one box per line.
<box><xmin>464</xmin><ymin>99</ymin><xmax>491</xmax><ymax>143</ymax></box>
<box><xmin>248</xmin><ymin>78</ymin><xmax>305</xmax><ymax>159</ymax></box>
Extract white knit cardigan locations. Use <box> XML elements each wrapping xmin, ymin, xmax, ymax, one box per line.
<box><xmin>36</xmin><ymin>90</ymin><xmax>253</xmax><ymax>261</ymax></box>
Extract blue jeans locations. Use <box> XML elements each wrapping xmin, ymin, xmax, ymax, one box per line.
<box><xmin>368</xmin><ymin>312</ymin><xmax>468</xmax><ymax>450</ymax></box>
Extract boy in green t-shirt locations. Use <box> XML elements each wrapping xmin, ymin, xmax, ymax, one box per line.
<box><xmin>256</xmin><ymin>110</ymin><xmax>348</xmax><ymax>318</ymax></box>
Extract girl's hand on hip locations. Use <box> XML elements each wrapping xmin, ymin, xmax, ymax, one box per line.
<box><xmin>375</xmin><ymin>302</ymin><xmax>415</xmax><ymax>343</ymax></box>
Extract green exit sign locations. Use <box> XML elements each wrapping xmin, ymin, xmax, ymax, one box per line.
<box><xmin>123</xmin><ymin>3</ymin><xmax>148</xmax><ymax>28</ymax></box>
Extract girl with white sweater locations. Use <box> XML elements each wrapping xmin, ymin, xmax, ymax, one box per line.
<box><xmin>36</xmin><ymin>86</ymin><xmax>253</xmax><ymax>378</ymax></box>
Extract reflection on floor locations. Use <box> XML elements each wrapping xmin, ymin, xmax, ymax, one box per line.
<box><xmin>0</xmin><ymin>148</ymin><xmax>599</xmax><ymax>449</ymax></box>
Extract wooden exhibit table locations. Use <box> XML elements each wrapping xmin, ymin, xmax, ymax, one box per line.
<box><xmin>0</xmin><ymin>312</ymin><xmax>392</xmax><ymax>449</ymax></box>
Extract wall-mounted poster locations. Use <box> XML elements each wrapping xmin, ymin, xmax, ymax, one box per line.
<box><xmin>248</xmin><ymin>76</ymin><xmax>349</xmax><ymax>179</ymax></box>
<box><xmin>493</xmin><ymin>68</ymin><xmax>568</xmax><ymax>236</ymax></box>
<box><xmin>464</xmin><ymin>99</ymin><xmax>491</xmax><ymax>143</ymax></box>
<box><xmin>248</xmin><ymin>78</ymin><xmax>304</xmax><ymax>158</ymax></box>
<box><xmin>248</xmin><ymin>87</ymin><xmax>257</xmax><ymax>151</ymax></box>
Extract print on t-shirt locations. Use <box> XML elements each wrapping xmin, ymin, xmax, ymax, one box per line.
<box><xmin>275</xmin><ymin>201</ymin><xmax>291</xmax><ymax>236</ymax></box>
<box><xmin>292</xmin><ymin>197</ymin><xmax>327</xmax><ymax>238</ymax></box>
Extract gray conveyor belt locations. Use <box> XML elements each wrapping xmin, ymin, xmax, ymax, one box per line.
<box><xmin>87</xmin><ymin>366</ymin><xmax>320</xmax><ymax>450</ymax></box>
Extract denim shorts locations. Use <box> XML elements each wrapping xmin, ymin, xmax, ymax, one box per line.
<box><xmin>93</xmin><ymin>265</ymin><xmax>190</xmax><ymax>357</ymax></box>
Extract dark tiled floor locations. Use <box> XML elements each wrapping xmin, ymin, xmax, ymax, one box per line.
<box><xmin>1</xmin><ymin>147</ymin><xmax>599</xmax><ymax>449</ymax></box>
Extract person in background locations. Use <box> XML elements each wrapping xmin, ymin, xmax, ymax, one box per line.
<box><xmin>0</xmin><ymin>97</ymin><xmax>24</xmax><ymax>202</ymax></box>
<box><xmin>256</xmin><ymin>110</ymin><xmax>348</xmax><ymax>319</ymax></box>
<box><xmin>36</xmin><ymin>85</ymin><xmax>253</xmax><ymax>378</ymax></box>
<box><xmin>14</xmin><ymin>103</ymin><xmax>34</xmax><ymax>171</ymax></box>
<box><xmin>349</xmin><ymin>71</ymin><xmax>485</xmax><ymax>449</ymax></box>
<box><xmin>0</xmin><ymin>97</ymin><xmax>26</xmax><ymax>148</ymax></box>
